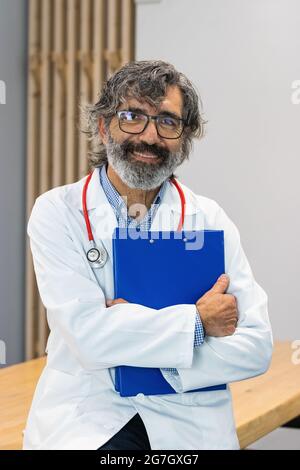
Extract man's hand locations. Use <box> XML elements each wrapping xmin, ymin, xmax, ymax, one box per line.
<box><xmin>106</xmin><ymin>298</ymin><xmax>129</xmax><ymax>307</ymax></box>
<box><xmin>196</xmin><ymin>274</ymin><xmax>238</xmax><ymax>337</ymax></box>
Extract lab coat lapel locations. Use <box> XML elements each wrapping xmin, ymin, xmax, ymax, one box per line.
<box><xmin>76</xmin><ymin>168</ymin><xmax>200</xmax><ymax>262</ymax></box>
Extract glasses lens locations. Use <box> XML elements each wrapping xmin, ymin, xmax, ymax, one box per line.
<box><xmin>157</xmin><ymin>116</ymin><xmax>183</xmax><ymax>138</ymax></box>
<box><xmin>118</xmin><ymin>111</ymin><xmax>147</xmax><ymax>134</ymax></box>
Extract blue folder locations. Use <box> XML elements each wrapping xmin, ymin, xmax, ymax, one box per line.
<box><xmin>112</xmin><ymin>227</ymin><xmax>227</xmax><ymax>397</ymax></box>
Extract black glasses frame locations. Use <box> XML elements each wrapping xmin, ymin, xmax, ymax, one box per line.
<box><xmin>115</xmin><ymin>110</ymin><xmax>186</xmax><ymax>139</ymax></box>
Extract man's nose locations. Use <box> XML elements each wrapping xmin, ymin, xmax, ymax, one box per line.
<box><xmin>140</xmin><ymin>118</ymin><xmax>161</xmax><ymax>144</ymax></box>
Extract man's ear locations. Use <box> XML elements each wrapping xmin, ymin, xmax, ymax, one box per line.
<box><xmin>98</xmin><ymin>117</ymin><xmax>108</xmax><ymax>145</ymax></box>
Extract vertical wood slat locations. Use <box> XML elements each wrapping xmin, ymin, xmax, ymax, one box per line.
<box><xmin>66</xmin><ymin>0</ymin><xmax>79</xmax><ymax>184</ymax></box>
<box><xmin>25</xmin><ymin>0</ymin><xmax>41</xmax><ymax>360</ymax></box>
<box><xmin>107</xmin><ymin>0</ymin><xmax>121</xmax><ymax>76</ymax></box>
<box><xmin>121</xmin><ymin>0</ymin><xmax>135</xmax><ymax>65</ymax></box>
<box><xmin>40</xmin><ymin>0</ymin><xmax>52</xmax><ymax>197</ymax></box>
<box><xmin>52</xmin><ymin>0</ymin><xmax>66</xmax><ymax>188</ymax></box>
<box><xmin>26</xmin><ymin>0</ymin><xmax>136</xmax><ymax>360</ymax></box>
<box><xmin>93</xmin><ymin>0</ymin><xmax>105</xmax><ymax>102</ymax></box>
<box><xmin>35</xmin><ymin>0</ymin><xmax>53</xmax><ymax>357</ymax></box>
<box><xmin>78</xmin><ymin>0</ymin><xmax>92</xmax><ymax>178</ymax></box>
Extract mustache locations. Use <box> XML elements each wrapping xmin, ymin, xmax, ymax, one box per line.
<box><xmin>120</xmin><ymin>141</ymin><xmax>170</xmax><ymax>160</ymax></box>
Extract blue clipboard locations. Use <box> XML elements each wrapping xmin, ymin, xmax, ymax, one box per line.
<box><xmin>112</xmin><ymin>227</ymin><xmax>227</xmax><ymax>397</ymax></box>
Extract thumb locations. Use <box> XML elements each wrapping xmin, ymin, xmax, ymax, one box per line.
<box><xmin>210</xmin><ymin>274</ymin><xmax>230</xmax><ymax>294</ymax></box>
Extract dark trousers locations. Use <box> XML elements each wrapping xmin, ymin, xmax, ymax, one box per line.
<box><xmin>97</xmin><ymin>413</ymin><xmax>151</xmax><ymax>450</ymax></box>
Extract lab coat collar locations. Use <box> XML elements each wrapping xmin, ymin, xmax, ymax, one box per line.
<box><xmin>74</xmin><ymin>166</ymin><xmax>200</xmax><ymax>217</ymax></box>
<box><xmin>71</xmin><ymin>166</ymin><xmax>203</xmax><ymax>274</ymax></box>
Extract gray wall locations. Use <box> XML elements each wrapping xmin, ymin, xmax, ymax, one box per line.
<box><xmin>135</xmin><ymin>0</ymin><xmax>300</xmax><ymax>342</ymax></box>
<box><xmin>135</xmin><ymin>0</ymin><xmax>300</xmax><ymax>450</ymax></box>
<box><xmin>0</xmin><ymin>0</ymin><xmax>28</xmax><ymax>365</ymax></box>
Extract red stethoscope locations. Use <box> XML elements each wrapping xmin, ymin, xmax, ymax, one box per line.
<box><xmin>82</xmin><ymin>169</ymin><xmax>186</xmax><ymax>268</ymax></box>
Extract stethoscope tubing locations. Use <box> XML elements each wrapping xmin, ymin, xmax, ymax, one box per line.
<box><xmin>83</xmin><ymin>169</ymin><xmax>186</xmax><ymax>265</ymax></box>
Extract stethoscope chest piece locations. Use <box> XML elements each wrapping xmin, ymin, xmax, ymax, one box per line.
<box><xmin>86</xmin><ymin>245</ymin><xmax>108</xmax><ymax>268</ymax></box>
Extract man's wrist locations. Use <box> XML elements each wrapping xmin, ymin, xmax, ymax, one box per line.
<box><xmin>195</xmin><ymin>306</ymin><xmax>206</xmax><ymax>343</ymax></box>
<box><xmin>195</xmin><ymin>304</ymin><xmax>206</xmax><ymax>337</ymax></box>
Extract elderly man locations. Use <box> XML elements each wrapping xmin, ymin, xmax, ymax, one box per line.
<box><xmin>23</xmin><ymin>60</ymin><xmax>272</xmax><ymax>450</ymax></box>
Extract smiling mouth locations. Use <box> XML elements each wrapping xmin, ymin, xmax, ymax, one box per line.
<box><xmin>130</xmin><ymin>151</ymin><xmax>161</xmax><ymax>162</ymax></box>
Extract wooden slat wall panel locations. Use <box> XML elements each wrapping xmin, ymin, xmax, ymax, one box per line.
<box><xmin>25</xmin><ymin>0</ymin><xmax>41</xmax><ymax>360</ymax></box>
<box><xmin>36</xmin><ymin>0</ymin><xmax>54</xmax><ymax>356</ymax></box>
<box><xmin>25</xmin><ymin>0</ymin><xmax>135</xmax><ymax>360</ymax></box>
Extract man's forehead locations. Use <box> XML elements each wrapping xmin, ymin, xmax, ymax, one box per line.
<box><xmin>121</xmin><ymin>86</ymin><xmax>183</xmax><ymax>114</ymax></box>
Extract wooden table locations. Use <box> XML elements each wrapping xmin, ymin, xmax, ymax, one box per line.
<box><xmin>0</xmin><ymin>341</ymin><xmax>299</xmax><ymax>450</ymax></box>
<box><xmin>231</xmin><ymin>340</ymin><xmax>300</xmax><ymax>448</ymax></box>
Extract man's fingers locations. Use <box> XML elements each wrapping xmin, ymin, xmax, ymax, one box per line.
<box><xmin>222</xmin><ymin>293</ymin><xmax>237</xmax><ymax>305</ymax></box>
<box><xmin>221</xmin><ymin>294</ymin><xmax>238</xmax><ymax>317</ymax></box>
<box><xmin>224</xmin><ymin>318</ymin><xmax>238</xmax><ymax>327</ymax></box>
<box><xmin>106</xmin><ymin>298</ymin><xmax>129</xmax><ymax>306</ymax></box>
<box><xmin>224</xmin><ymin>325</ymin><xmax>236</xmax><ymax>335</ymax></box>
<box><xmin>210</xmin><ymin>274</ymin><xmax>230</xmax><ymax>294</ymax></box>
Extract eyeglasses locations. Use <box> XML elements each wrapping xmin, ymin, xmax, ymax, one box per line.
<box><xmin>116</xmin><ymin>110</ymin><xmax>186</xmax><ymax>139</ymax></box>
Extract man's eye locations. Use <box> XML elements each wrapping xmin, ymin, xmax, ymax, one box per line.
<box><xmin>120</xmin><ymin>112</ymin><xmax>140</xmax><ymax>121</ymax></box>
<box><xmin>160</xmin><ymin>117</ymin><xmax>177</xmax><ymax>127</ymax></box>
<box><xmin>129</xmin><ymin>113</ymin><xmax>139</xmax><ymax>120</ymax></box>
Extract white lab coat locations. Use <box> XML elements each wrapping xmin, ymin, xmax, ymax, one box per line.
<box><xmin>23</xmin><ymin>167</ymin><xmax>273</xmax><ymax>450</ymax></box>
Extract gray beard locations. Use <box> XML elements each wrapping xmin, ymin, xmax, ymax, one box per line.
<box><xmin>105</xmin><ymin>134</ymin><xmax>188</xmax><ymax>190</ymax></box>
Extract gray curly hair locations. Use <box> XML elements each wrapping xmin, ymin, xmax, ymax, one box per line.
<box><xmin>81</xmin><ymin>59</ymin><xmax>206</xmax><ymax>170</ymax></box>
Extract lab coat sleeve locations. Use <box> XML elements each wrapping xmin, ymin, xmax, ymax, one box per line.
<box><xmin>161</xmin><ymin>313</ymin><xmax>205</xmax><ymax>374</ymax></box>
<box><xmin>27</xmin><ymin>194</ymin><xmax>196</xmax><ymax>371</ymax></box>
<box><xmin>162</xmin><ymin>202</ymin><xmax>273</xmax><ymax>393</ymax></box>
